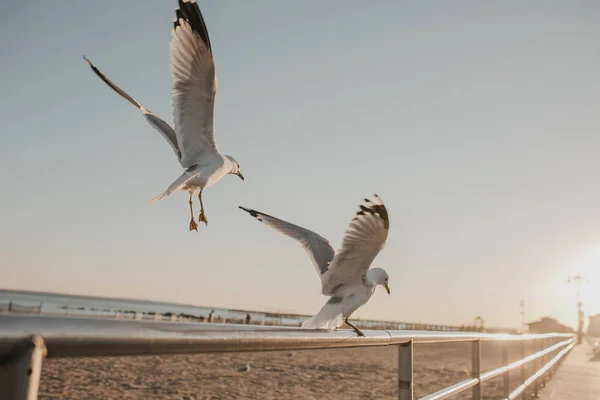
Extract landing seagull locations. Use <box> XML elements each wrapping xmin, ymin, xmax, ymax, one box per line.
<box><xmin>239</xmin><ymin>196</ymin><xmax>391</xmax><ymax>337</ymax></box>
<box><xmin>83</xmin><ymin>0</ymin><xmax>244</xmax><ymax>231</ymax></box>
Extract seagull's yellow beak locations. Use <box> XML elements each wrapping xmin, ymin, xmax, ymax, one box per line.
<box><xmin>236</xmin><ymin>172</ymin><xmax>245</xmax><ymax>181</ymax></box>
<box><xmin>384</xmin><ymin>282</ymin><xmax>390</xmax><ymax>295</ymax></box>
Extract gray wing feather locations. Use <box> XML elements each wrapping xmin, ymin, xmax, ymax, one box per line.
<box><xmin>321</xmin><ymin>196</ymin><xmax>389</xmax><ymax>295</ymax></box>
<box><xmin>83</xmin><ymin>56</ymin><xmax>181</xmax><ymax>160</ymax></box>
<box><xmin>143</xmin><ymin>113</ymin><xmax>181</xmax><ymax>160</ymax></box>
<box><xmin>239</xmin><ymin>206</ymin><xmax>335</xmax><ymax>277</ymax></box>
<box><xmin>171</xmin><ymin>0</ymin><xmax>219</xmax><ymax>168</ymax></box>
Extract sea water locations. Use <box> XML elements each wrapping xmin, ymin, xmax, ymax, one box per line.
<box><xmin>0</xmin><ymin>289</ymin><xmax>304</xmax><ymax>326</ymax></box>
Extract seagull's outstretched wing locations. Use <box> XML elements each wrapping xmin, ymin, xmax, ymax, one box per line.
<box><xmin>321</xmin><ymin>196</ymin><xmax>389</xmax><ymax>295</ymax></box>
<box><xmin>171</xmin><ymin>0</ymin><xmax>219</xmax><ymax>169</ymax></box>
<box><xmin>83</xmin><ymin>56</ymin><xmax>181</xmax><ymax>160</ymax></box>
<box><xmin>238</xmin><ymin>206</ymin><xmax>335</xmax><ymax>277</ymax></box>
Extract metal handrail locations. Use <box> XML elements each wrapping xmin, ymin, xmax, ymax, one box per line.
<box><xmin>508</xmin><ymin>341</ymin><xmax>575</xmax><ymax>400</ymax></box>
<box><xmin>0</xmin><ymin>313</ymin><xmax>575</xmax><ymax>400</ymax></box>
<box><xmin>0</xmin><ymin>314</ymin><xmax>571</xmax><ymax>356</ymax></box>
<box><xmin>419</xmin><ymin>338</ymin><xmax>574</xmax><ymax>400</ymax></box>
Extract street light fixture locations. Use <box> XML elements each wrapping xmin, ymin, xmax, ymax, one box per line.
<box><xmin>567</xmin><ymin>274</ymin><xmax>585</xmax><ymax>344</ymax></box>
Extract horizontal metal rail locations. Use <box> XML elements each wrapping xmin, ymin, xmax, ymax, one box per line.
<box><xmin>508</xmin><ymin>341</ymin><xmax>575</xmax><ymax>400</ymax></box>
<box><xmin>420</xmin><ymin>377</ymin><xmax>480</xmax><ymax>400</ymax></box>
<box><xmin>0</xmin><ymin>314</ymin><xmax>571</xmax><ymax>357</ymax></box>
<box><xmin>0</xmin><ymin>313</ymin><xmax>575</xmax><ymax>400</ymax></box>
<box><xmin>419</xmin><ymin>338</ymin><xmax>574</xmax><ymax>400</ymax></box>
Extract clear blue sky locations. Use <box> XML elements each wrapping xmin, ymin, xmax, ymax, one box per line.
<box><xmin>1</xmin><ymin>1</ymin><xmax>599</xmax><ymax>329</ymax></box>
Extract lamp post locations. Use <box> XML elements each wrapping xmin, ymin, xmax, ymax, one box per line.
<box><xmin>474</xmin><ymin>316</ymin><xmax>484</xmax><ymax>332</ymax></box>
<box><xmin>568</xmin><ymin>274</ymin><xmax>585</xmax><ymax>344</ymax></box>
<box><xmin>519</xmin><ymin>299</ymin><xmax>526</xmax><ymax>334</ymax></box>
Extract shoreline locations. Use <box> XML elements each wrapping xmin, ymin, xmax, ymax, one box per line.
<box><xmin>1</xmin><ymin>292</ymin><xmax>503</xmax><ymax>332</ymax></box>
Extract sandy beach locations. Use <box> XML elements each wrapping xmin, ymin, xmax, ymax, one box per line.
<box><xmin>38</xmin><ymin>341</ymin><xmax>537</xmax><ymax>399</ymax></box>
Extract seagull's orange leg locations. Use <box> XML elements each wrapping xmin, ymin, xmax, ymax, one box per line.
<box><xmin>189</xmin><ymin>192</ymin><xmax>198</xmax><ymax>232</ymax></box>
<box><xmin>345</xmin><ymin>318</ymin><xmax>365</xmax><ymax>337</ymax></box>
<box><xmin>198</xmin><ymin>191</ymin><xmax>208</xmax><ymax>225</ymax></box>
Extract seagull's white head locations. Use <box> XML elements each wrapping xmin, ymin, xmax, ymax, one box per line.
<box><xmin>367</xmin><ymin>267</ymin><xmax>390</xmax><ymax>294</ymax></box>
<box><xmin>225</xmin><ymin>155</ymin><xmax>244</xmax><ymax>181</ymax></box>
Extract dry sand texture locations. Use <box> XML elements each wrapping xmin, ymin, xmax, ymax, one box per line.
<box><xmin>39</xmin><ymin>341</ymin><xmax>544</xmax><ymax>399</ymax></box>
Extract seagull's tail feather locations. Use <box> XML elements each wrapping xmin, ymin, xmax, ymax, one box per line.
<box><xmin>149</xmin><ymin>172</ymin><xmax>194</xmax><ymax>203</ymax></box>
<box><xmin>301</xmin><ymin>299</ymin><xmax>344</xmax><ymax>330</ymax></box>
<box><xmin>150</xmin><ymin>191</ymin><xmax>171</xmax><ymax>204</ymax></box>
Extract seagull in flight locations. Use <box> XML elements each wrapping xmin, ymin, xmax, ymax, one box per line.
<box><xmin>239</xmin><ymin>195</ymin><xmax>391</xmax><ymax>337</ymax></box>
<box><xmin>83</xmin><ymin>0</ymin><xmax>244</xmax><ymax>231</ymax></box>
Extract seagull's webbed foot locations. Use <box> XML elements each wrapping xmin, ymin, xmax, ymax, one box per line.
<box><xmin>199</xmin><ymin>210</ymin><xmax>208</xmax><ymax>225</ymax></box>
<box><xmin>188</xmin><ymin>192</ymin><xmax>198</xmax><ymax>232</ymax></box>
<box><xmin>198</xmin><ymin>191</ymin><xmax>208</xmax><ymax>225</ymax></box>
<box><xmin>345</xmin><ymin>318</ymin><xmax>365</xmax><ymax>337</ymax></box>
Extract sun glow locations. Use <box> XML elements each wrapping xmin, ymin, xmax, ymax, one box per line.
<box><xmin>564</xmin><ymin>245</ymin><xmax>600</xmax><ymax>323</ymax></box>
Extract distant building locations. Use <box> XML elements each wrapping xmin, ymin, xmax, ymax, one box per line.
<box><xmin>526</xmin><ymin>317</ymin><xmax>573</xmax><ymax>334</ymax></box>
<box><xmin>588</xmin><ymin>314</ymin><xmax>600</xmax><ymax>337</ymax></box>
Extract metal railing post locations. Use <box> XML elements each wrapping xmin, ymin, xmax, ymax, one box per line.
<box><xmin>502</xmin><ymin>342</ymin><xmax>510</xmax><ymax>398</ymax></box>
<box><xmin>540</xmin><ymin>338</ymin><xmax>547</xmax><ymax>387</ymax></box>
<box><xmin>398</xmin><ymin>340</ymin><xmax>413</xmax><ymax>400</ymax></box>
<box><xmin>548</xmin><ymin>337</ymin><xmax>556</xmax><ymax>379</ymax></box>
<box><xmin>533</xmin><ymin>339</ymin><xmax>540</xmax><ymax>397</ymax></box>
<box><xmin>472</xmin><ymin>339</ymin><xmax>481</xmax><ymax>400</ymax></box>
<box><xmin>520</xmin><ymin>339</ymin><xmax>526</xmax><ymax>399</ymax></box>
<box><xmin>0</xmin><ymin>336</ymin><xmax>47</xmax><ymax>400</ymax></box>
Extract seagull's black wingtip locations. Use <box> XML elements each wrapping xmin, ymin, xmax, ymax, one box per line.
<box><xmin>174</xmin><ymin>0</ymin><xmax>212</xmax><ymax>52</ymax></box>
<box><xmin>353</xmin><ymin>195</ymin><xmax>389</xmax><ymax>230</ymax></box>
<box><xmin>82</xmin><ymin>56</ymin><xmax>98</xmax><ymax>72</ymax></box>
<box><xmin>239</xmin><ymin>206</ymin><xmax>260</xmax><ymax>218</ymax></box>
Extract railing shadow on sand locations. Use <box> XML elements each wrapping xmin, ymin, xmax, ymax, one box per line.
<box><xmin>0</xmin><ymin>313</ymin><xmax>575</xmax><ymax>400</ymax></box>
